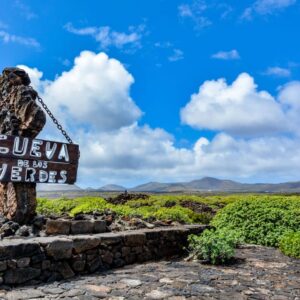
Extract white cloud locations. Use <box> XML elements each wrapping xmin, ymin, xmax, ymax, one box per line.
<box><xmin>65</xmin><ymin>23</ymin><xmax>145</xmax><ymax>51</ymax></box>
<box><xmin>0</xmin><ymin>30</ymin><xmax>40</xmax><ymax>48</ymax></box>
<box><xmin>168</xmin><ymin>49</ymin><xmax>184</xmax><ymax>62</ymax></box>
<box><xmin>154</xmin><ymin>42</ymin><xmax>183</xmax><ymax>62</ymax></box>
<box><xmin>19</xmin><ymin>54</ymin><xmax>300</xmax><ymax>186</ymax></box>
<box><xmin>180</xmin><ymin>73</ymin><xmax>288</xmax><ymax>136</ymax></box>
<box><xmin>178</xmin><ymin>1</ymin><xmax>212</xmax><ymax>29</ymax></box>
<box><xmin>178</xmin><ymin>1</ymin><xmax>233</xmax><ymax>30</ymax></box>
<box><xmin>211</xmin><ymin>49</ymin><xmax>240</xmax><ymax>60</ymax></box>
<box><xmin>78</xmin><ymin>124</ymin><xmax>192</xmax><ymax>170</ymax></box>
<box><xmin>23</xmin><ymin>51</ymin><xmax>142</xmax><ymax>132</ymax></box>
<box><xmin>277</xmin><ymin>81</ymin><xmax>300</xmax><ymax>133</ymax></box>
<box><xmin>79</xmin><ymin>130</ymin><xmax>300</xmax><ymax>186</ymax></box>
<box><xmin>242</xmin><ymin>0</ymin><xmax>296</xmax><ymax>19</ymax></box>
<box><xmin>192</xmin><ymin>133</ymin><xmax>300</xmax><ymax>181</ymax></box>
<box><xmin>263</xmin><ymin>66</ymin><xmax>291</xmax><ymax>77</ymax></box>
<box><xmin>278</xmin><ymin>81</ymin><xmax>300</xmax><ymax>108</ymax></box>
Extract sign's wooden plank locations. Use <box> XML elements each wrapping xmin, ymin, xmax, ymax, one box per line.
<box><xmin>0</xmin><ymin>157</ymin><xmax>78</xmax><ymax>184</ymax></box>
<box><xmin>0</xmin><ymin>134</ymin><xmax>79</xmax><ymax>163</ymax></box>
<box><xmin>0</xmin><ymin>134</ymin><xmax>79</xmax><ymax>184</ymax></box>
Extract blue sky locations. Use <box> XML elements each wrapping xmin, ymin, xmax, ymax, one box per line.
<box><xmin>1</xmin><ymin>0</ymin><xmax>300</xmax><ymax>187</ymax></box>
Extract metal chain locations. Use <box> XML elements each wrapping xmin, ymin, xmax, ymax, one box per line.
<box><xmin>33</xmin><ymin>90</ymin><xmax>74</xmax><ymax>144</ymax></box>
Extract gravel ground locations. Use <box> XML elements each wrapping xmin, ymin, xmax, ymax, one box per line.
<box><xmin>0</xmin><ymin>244</ymin><xmax>299</xmax><ymax>300</ymax></box>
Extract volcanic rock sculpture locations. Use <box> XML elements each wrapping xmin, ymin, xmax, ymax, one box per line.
<box><xmin>0</xmin><ymin>67</ymin><xmax>46</xmax><ymax>224</ymax></box>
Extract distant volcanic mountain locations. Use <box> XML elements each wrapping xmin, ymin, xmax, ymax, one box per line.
<box><xmin>129</xmin><ymin>177</ymin><xmax>300</xmax><ymax>193</ymax></box>
<box><xmin>100</xmin><ymin>184</ymin><xmax>127</xmax><ymax>191</ymax></box>
<box><xmin>37</xmin><ymin>177</ymin><xmax>300</xmax><ymax>193</ymax></box>
<box><xmin>37</xmin><ymin>183</ymin><xmax>82</xmax><ymax>192</ymax></box>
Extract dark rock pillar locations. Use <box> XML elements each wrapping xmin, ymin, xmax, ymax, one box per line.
<box><xmin>0</xmin><ymin>67</ymin><xmax>46</xmax><ymax>224</ymax></box>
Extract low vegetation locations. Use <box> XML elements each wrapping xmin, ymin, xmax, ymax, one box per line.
<box><xmin>37</xmin><ymin>194</ymin><xmax>218</xmax><ymax>224</ymax></box>
<box><xmin>37</xmin><ymin>194</ymin><xmax>300</xmax><ymax>261</ymax></box>
<box><xmin>279</xmin><ymin>231</ymin><xmax>300</xmax><ymax>258</ymax></box>
<box><xmin>211</xmin><ymin>196</ymin><xmax>300</xmax><ymax>247</ymax></box>
<box><xmin>188</xmin><ymin>229</ymin><xmax>242</xmax><ymax>264</ymax></box>
<box><xmin>188</xmin><ymin>195</ymin><xmax>300</xmax><ymax>264</ymax></box>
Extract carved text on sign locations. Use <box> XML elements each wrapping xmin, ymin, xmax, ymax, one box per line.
<box><xmin>0</xmin><ymin>135</ymin><xmax>79</xmax><ymax>184</ymax></box>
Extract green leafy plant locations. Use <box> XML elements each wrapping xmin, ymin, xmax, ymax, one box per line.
<box><xmin>37</xmin><ymin>197</ymin><xmax>78</xmax><ymax>215</ymax></box>
<box><xmin>279</xmin><ymin>231</ymin><xmax>300</xmax><ymax>258</ymax></box>
<box><xmin>211</xmin><ymin>197</ymin><xmax>300</xmax><ymax>247</ymax></box>
<box><xmin>37</xmin><ymin>196</ymin><xmax>213</xmax><ymax>224</ymax></box>
<box><xmin>188</xmin><ymin>229</ymin><xmax>242</xmax><ymax>265</ymax></box>
<box><xmin>69</xmin><ymin>198</ymin><xmax>109</xmax><ymax>216</ymax></box>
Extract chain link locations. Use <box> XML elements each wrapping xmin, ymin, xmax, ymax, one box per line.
<box><xmin>33</xmin><ymin>89</ymin><xmax>74</xmax><ymax>144</ymax></box>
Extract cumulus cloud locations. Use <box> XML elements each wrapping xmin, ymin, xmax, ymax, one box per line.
<box><xmin>181</xmin><ymin>73</ymin><xmax>289</xmax><ymax>136</ymax></box>
<box><xmin>65</xmin><ymin>23</ymin><xmax>145</xmax><ymax>51</ymax></box>
<box><xmin>21</xmin><ymin>51</ymin><xmax>142</xmax><ymax>132</ymax></box>
<box><xmin>242</xmin><ymin>0</ymin><xmax>296</xmax><ymax>19</ymax></box>
<box><xmin>79</xmin><ymin>130</ymin><xmax>300</xmax><ymax>186</ymax></box>
<box><xmin>0</xmin><ymin>30</ymin><xmax>40</xmax><ymax>48</ymax></box>
<box><xmin>19</xmin><ymin>53</ymin><xmax>300</xmax><ymax>186</ymax></box>
<box><xmin>263</xmin><ymin>66</ymin><xmax>291</xmax><ymax>77</ymax></box>
<box><xmin>192</xmin><ymin>133</ymin><xmax>300</xmax><ymax>181</ymax></box>
<box><xmin>211</xmin><ymin>49</ymin><xmax>240</xmax><ymax>60</ymax></box>
<box><xmin>78</xmin><ymin>124</ymin><xmax>192</xmax><ymax>171</ymax></box>
<box><xmin>278</xmin><ymin>81</ymin><xmax>300</xmax><ymax>107</ymax></box>
<box><xmin>277</xmin><ymin>81</ymin><xmax>300</xmax><ymax>133</ymax></box>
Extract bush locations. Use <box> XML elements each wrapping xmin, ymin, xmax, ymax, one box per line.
<box><xmin>37</xmin><ymin>197</ymin><xmax>78</xmax><ymax>215</ymax></box>
<box><xmin>188</xmin><ymin>229</ymin><xmax>242</xmax><ymax>265</ymax></box>
<box><xmin>37</xmin><ymin>196</ymin><xmax>213</xmax><ymax>224</ymax></box>
<box><xmin>211</xmin><ymin>197</ymin><xmax>300</xmax><ymax>247</ymax></box>
<box><xmin>69</xmin><ymin>198</ymin><xmax>108</xmax><ymax>216</ymax></box>
<box><xmin>151</xmin><ymin>206</ymin><xmax>196</xmax><ymax>223</ymax></box>
<box><xmin>279</xmin><ymin>231</ymin><xmax>300</xmax><ymax>258</ymax></box>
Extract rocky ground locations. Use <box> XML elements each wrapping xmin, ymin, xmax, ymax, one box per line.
<box><xmin>0</xmin><ymin>244</ymin><xmax>299</xmax><ymax>300</ymax></box>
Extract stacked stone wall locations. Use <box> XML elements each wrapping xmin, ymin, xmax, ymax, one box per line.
<box><xmin>0</xmin><ymin>225</ymin><xmax>207</xmax><ymax>286</ymax></box>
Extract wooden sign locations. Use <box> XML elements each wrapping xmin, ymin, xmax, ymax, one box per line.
<box><xmin>0</xmin><ymin>134</ymin><xmax>79</xmax><ymax>184</ymax></box>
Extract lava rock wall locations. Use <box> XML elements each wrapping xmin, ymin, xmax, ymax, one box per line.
<box><xmin>0</xmin><ymin>225</ymin><xmax>207</xmax><ymax>286</ymax></box>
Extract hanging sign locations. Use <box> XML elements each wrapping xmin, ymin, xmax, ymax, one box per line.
<box><xmin>0</xmin><ymin>134</ymin><xmax>79</xmax><ymax>184</ymax></box>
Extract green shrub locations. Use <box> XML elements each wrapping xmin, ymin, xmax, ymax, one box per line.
<box><xmin>37</xmin><ymin>197</ymin><xmax>109</xmax><ymax>216</ymax></box>
<box><xmin>69</xmin><ymin>198</ymin><xmax>108</xmax><ymax>216</ymax></box>
<box><xmin>151</xmin><ymin>206</ymin><xmax>195</xmax><ymax>223</ymax></box>
<box><xmin>211</xmin><ymin>197</ymin><xmax>300</xmax><ymax>247</ymax></box>
<box><xmin>191</xmin><ymin>212</ymin><xmax>213</xmax><ymax>224</ymax></box>
<box><xmin>279</xmin><ymin>231</ymin><xmax>300</xmax><ymax>258</ymax></box>
<box><xmin>37</xmin><ymin>197</ymin><xmax>77</xmax><ymax>215</ymax></box>
<box><xmin>37</xmin><ymin>196</ymin><xmax>213</xmax><ymax>224</ymax></box>
<box><xmin>188</xmin><ymin>229</ymin><xmax>242</xmax><ymax>265</ymax></box>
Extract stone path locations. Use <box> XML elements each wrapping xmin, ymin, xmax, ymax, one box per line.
<box><xmin>0</xmin><ymin>245</ymin><xmax>299</xmax><ymax>300</ymax></box>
